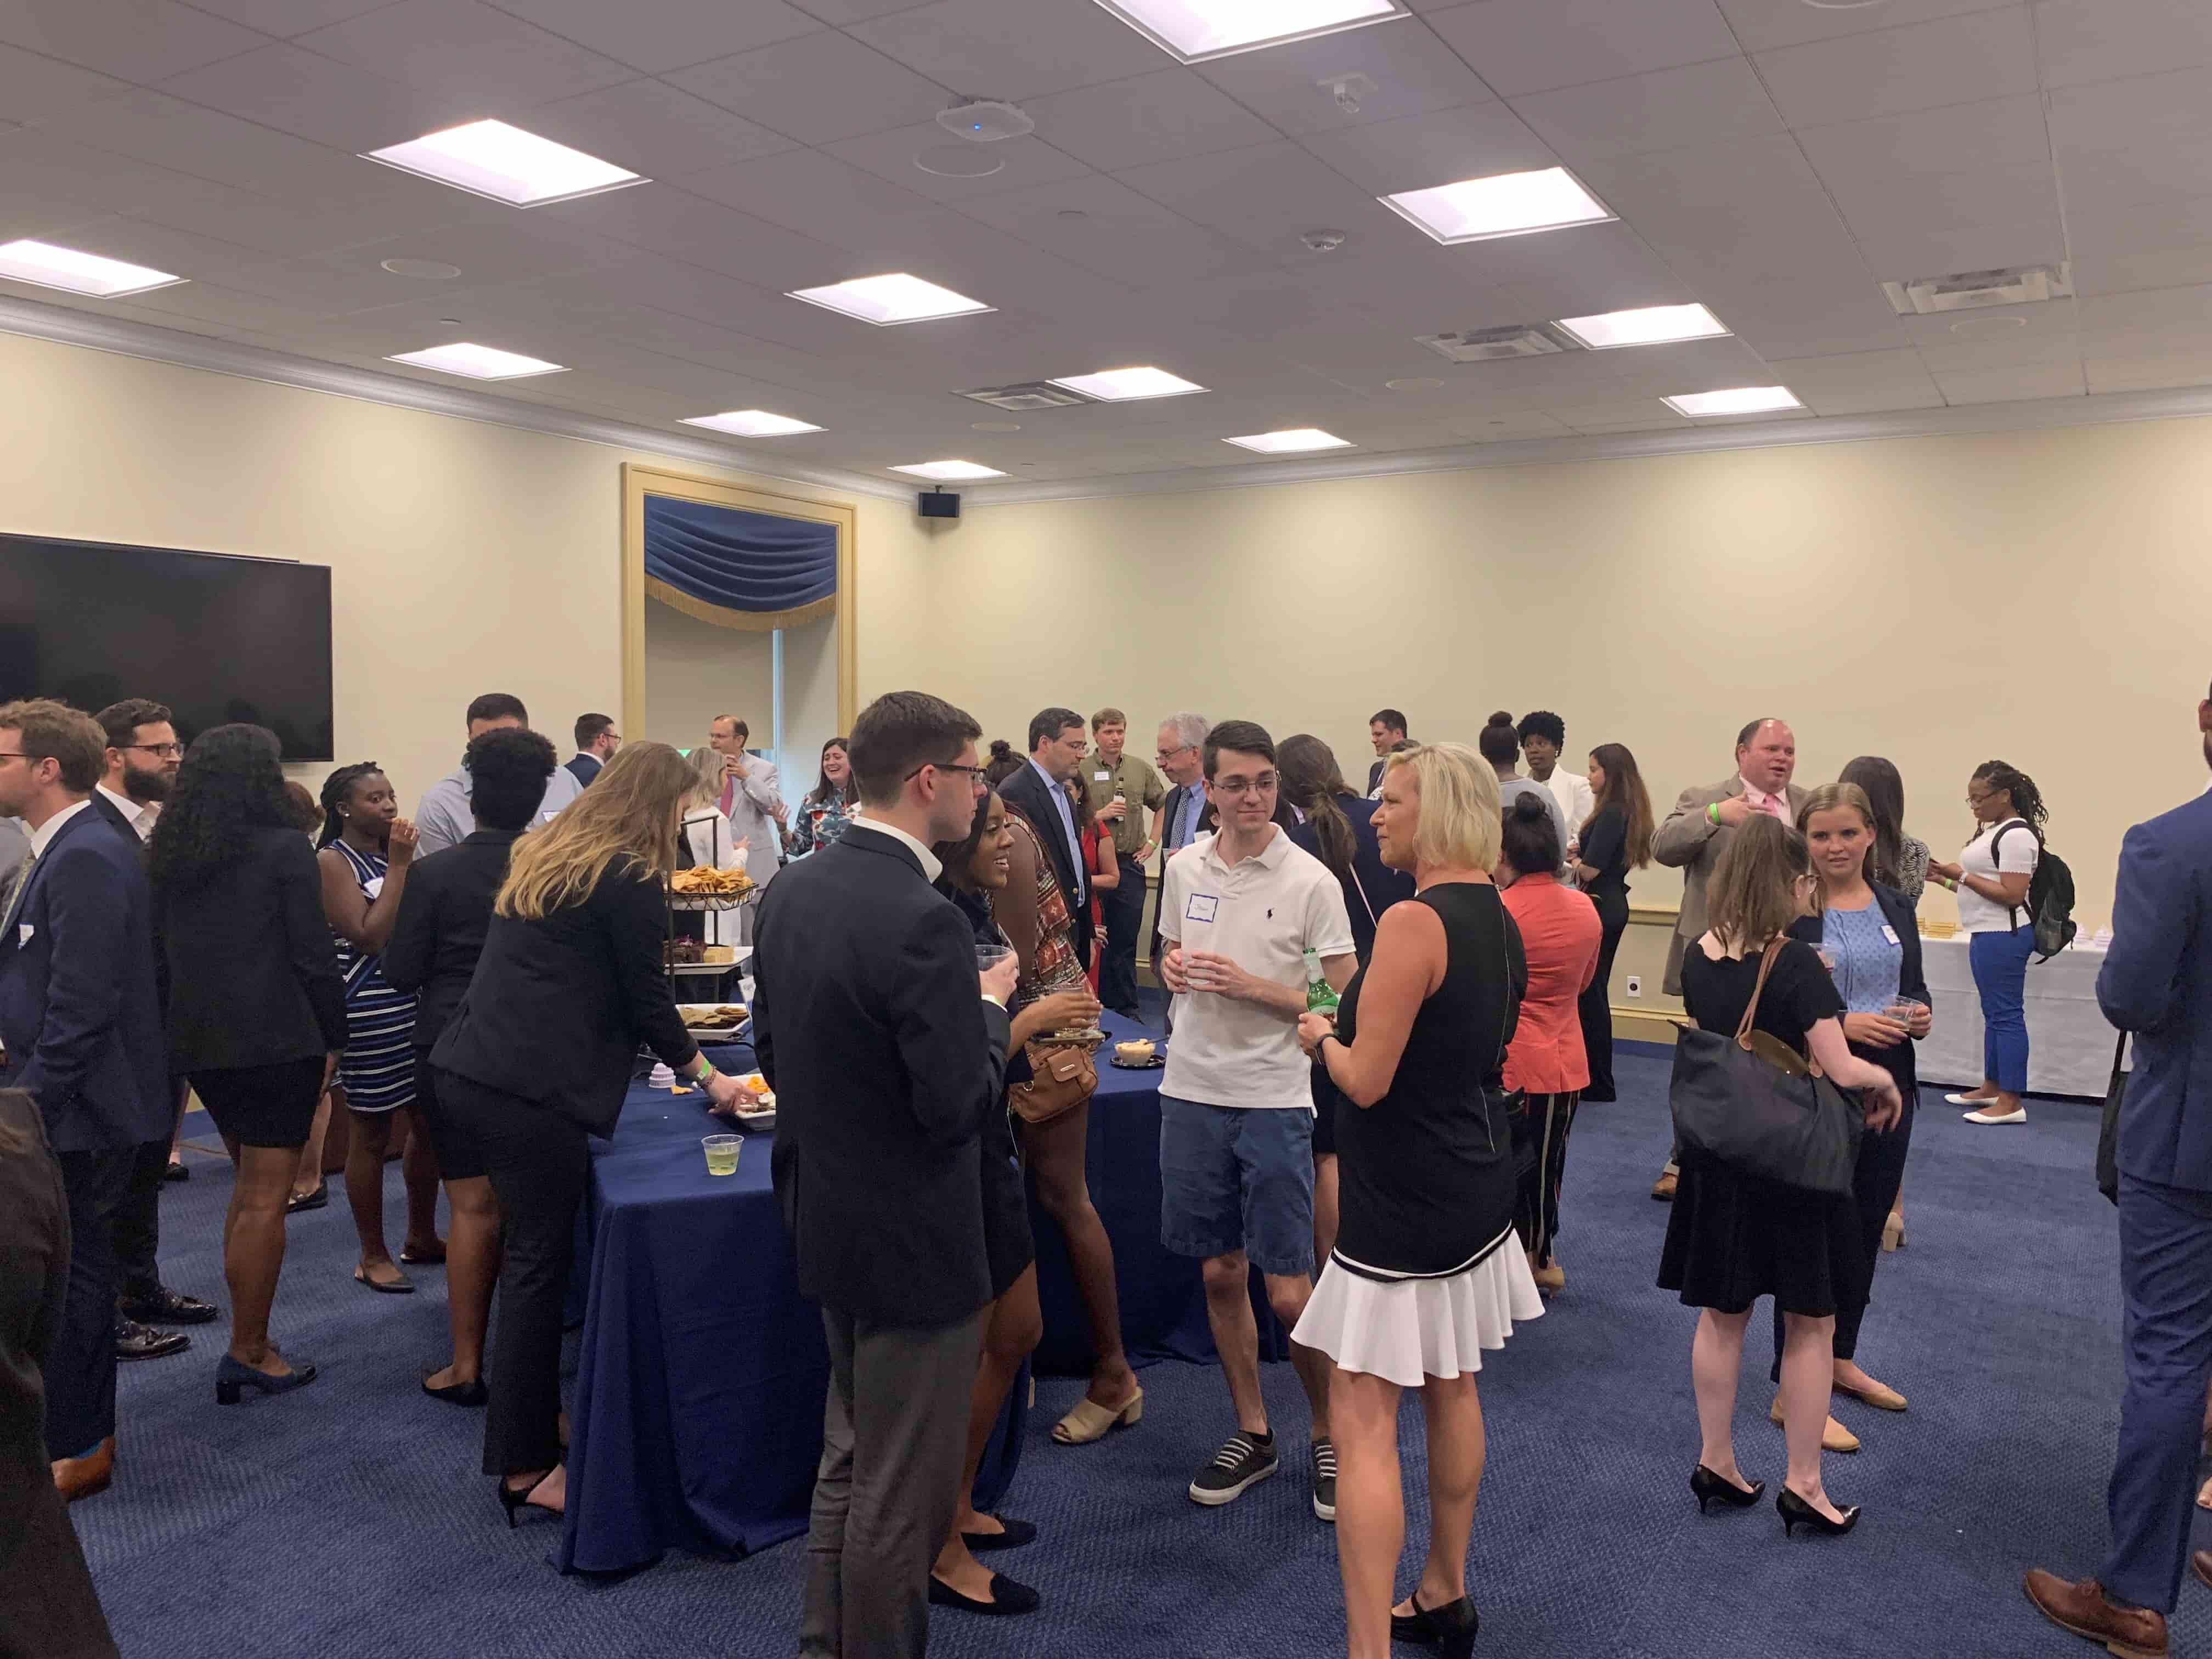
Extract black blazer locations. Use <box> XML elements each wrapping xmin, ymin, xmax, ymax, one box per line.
<box><xmin>382</xmin><ymin>829</ymin><xmax>517</xmax><ymax>1052</ymax></box>
<box><xmin>996</xmin><ymin>760</ymin><xmax>1093</xmax><ymax>969</ymax></box>
<box><xmin>752</xmin><ymin>824</ymin><xmax>1013</xmax><ymax>1328</ymax></box>
<box><xmin>159</xmin><ymin>826</ymin><xmax>347</xmax><ymax>1074</ymax></box>
<box><xmin>0</xmin><ymin>806</ymin><xmax>169</xmax><ymax>1153</ymax></box>
<box><xmin>1788</xmin><ymin>882</ymin><xmax>1928</xmax><ymax>1097</ymax></box>
<box><xmin>1367</xmin><ymin>758</ymin><xmax>1386</xmax><ymax>794</ymax></box>
<box><xmin>430</xmin><ymin>860</ymin><xmax>696</xmax><ymax>1136</ymax></box>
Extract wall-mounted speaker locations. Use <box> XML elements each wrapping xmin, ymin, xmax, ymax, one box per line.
<box><xmin>918</xmin><ymin>490</ymin><xmax>961</xmax><ymax>520</ymax></box>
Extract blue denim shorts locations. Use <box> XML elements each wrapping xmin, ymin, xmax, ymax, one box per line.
<box><xmin>1159</xmin><ymin>1094</ymin><xmax>1316</xmax><ymax>1278</ymax></box>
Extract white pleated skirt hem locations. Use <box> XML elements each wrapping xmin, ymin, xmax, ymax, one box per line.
<box><xmin>1292</xmin><ymin>1246</ymin><xmax>1544</xmax><ymax>1389</ymax></box>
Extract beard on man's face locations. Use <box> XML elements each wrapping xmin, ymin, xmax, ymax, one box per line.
<box><xmin>122</xmin><ymin>761</ymin><xmax>173</xmax><ymax>804</ymax></box>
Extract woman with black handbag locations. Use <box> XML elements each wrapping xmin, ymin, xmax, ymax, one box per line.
<box><xmin>1659</xmin><ymin>817</ymin><xmax>1901</xmax><ymax>1537</ymax></box>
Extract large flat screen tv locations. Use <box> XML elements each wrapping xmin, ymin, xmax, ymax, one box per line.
<box><xmin>0</xmin><ymin>532</ymin><xmax>334</xmax><ymax>761</ymax></box>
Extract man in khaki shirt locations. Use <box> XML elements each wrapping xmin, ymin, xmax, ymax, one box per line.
<box><xmin>1084</xmin><ymin>707</ymin><xmax>1166</xmax><ymax>1020</ymax></box>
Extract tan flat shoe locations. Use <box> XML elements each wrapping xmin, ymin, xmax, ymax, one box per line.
<box><xmin>1770</xmin><ymin>1395</ymin><xmax>1860</xmax><ymax>1453</ymax></box>
<box><xmin>2197</xmin><ymin>1475</ymin><xmax>2212</xmax><ymax>1513</ymax></box>
<box><xmin>1834</xmin><ymin>1376</ymin><xmax>1908</xmax><ymax>1412</ymax></box>
<box><xmin>1052</xmin><ymin>1387</ymin><xmax>1143</xmax><ymax>1446</ymax></box>
<box><xmin>1532</xmin><ymin>1263</ymin><xmax>1565</xmax><ymax>1293</ymax></box>
<box><xmin>1650</xmin><ymin>1169</ymin><xmax>1678</xmax><ymax>1201</ymax></box>
<box><xmin>1881</xmin><ymin>1211</ymin><xmax>1905</xmax><ymax>1252</ymax></box>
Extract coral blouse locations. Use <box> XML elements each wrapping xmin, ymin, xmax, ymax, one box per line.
<box><xmin>1500</xmin><ymin>871</ymin><xmax>1603</xmax><ymax>1094</ymax></box>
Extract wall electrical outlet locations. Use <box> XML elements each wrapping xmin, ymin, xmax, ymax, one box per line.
<box><xmin>1625</xmin><ymin>975</ymin><xmax>1643</xmax><ymax>998</ymax></box>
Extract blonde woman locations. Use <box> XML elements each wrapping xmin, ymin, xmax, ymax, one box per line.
<box><xmin>1294</xmin><ymin>743</ymin><xmax>1543</xmax><ymax>1659</ymax></box>
<box><xmin>681</xmin><ymin>744</ymin><xmax>749</xmax><ymax>949</ymax></box>
<box><xmin>430</xmin><ymin>742</ymin><xmax>752</xmax><ymax>1527</ymax></box>
<box><xmin>1658</xmin><ymin>817</ymin><xmax>1901</xmax><ymax>1538</ymax></box>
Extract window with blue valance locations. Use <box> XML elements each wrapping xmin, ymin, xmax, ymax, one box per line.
<box><xmin>642</xmin><ymin>494</ymin><xmax>839</xmax><ymax>632</ymax></box>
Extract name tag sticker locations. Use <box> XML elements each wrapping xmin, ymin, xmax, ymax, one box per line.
<box><xmin>1185</xmin><ymin>894</ymin><xmax>1220</xmax><ymax>923</ymax></box>
<box><xmin>1094</xmin><ymin>770</ymin><xmax>1111</xmax><ymax>782</ymax></box>
<box><xmin>1882</xmin><ymin>924</ymin><xmax>1900</xmax><ymax>945</ymax></box>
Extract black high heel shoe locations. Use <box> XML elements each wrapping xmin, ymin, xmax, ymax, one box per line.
<box><xmin>1690</xmin><ymin>1465</ymin><xmax>1765</xmax><ymax>1513</ymax></box>
<box><xmin>1390</xmin><ymin>1593</ymin><xmax>1479</xmax><ymax>1658</ymax></box>
<box><xmin>215</xmin><ymin>1352</ymin><xmax>317</xmax><ymax>1405</ymax></box>
<box><xmin>496</xmin><ymin>1475</ymin><xmax>557</xmax><ymax>1530</ymax></box>
<box><xmin>1777</xmin><ymin>1486</ymin><xmax>1860</xmax><ymax>1537</ymax></box>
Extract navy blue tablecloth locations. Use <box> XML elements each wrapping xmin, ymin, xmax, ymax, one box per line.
<box><xmin>558</xmin><ymin>1040</ymin><xmax>1024</xmax><ymax>1575</ymax></box>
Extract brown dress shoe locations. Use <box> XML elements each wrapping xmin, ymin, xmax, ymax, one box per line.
<box><xmin>2022</xmin><ymin>1569</ymin><xmax>2167</xmax><ymax>1658</ymax></box>
<box><xmin>1651</xmin><ymin>1169</ymin><xmax>1678</xmax><ymax>1201</ymax></box>
<box><xmin>52</xmin><ymin>1435</ymin><xmax>115</xmax><ymax>1504</ymax></box>
<box><xmin>2194</xmin><ymin>1551</ymin><xmax>2212</xmax><ymax>1594</ymax></box>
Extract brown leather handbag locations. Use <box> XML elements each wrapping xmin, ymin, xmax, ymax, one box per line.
<box><xmin>1009</xmin><ymin>1036</ymin><xmax>1099</xmax><ymax>1126</ymax></box>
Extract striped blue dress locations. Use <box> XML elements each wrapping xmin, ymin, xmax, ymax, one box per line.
<box><xmin>327</xmin><ymin>839</ymin><xmax>417</xmax><ymax>1114</ymax></box>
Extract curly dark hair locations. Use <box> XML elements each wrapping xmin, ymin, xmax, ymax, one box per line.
<box><xmin>1973</xmin><ymin>760</ymin><xmax>2048</xmax><ymax>833</ymax></box>
<box><xmin>1515</xmin><ymin>709</ymin><xmax>1565</xmax><ymax>750</ymax></box>
<box><xmin>317</xmin><ymin>761</ymin><xmax>384</xmax><ymax>849</ymax></box>
<box><xmin>149</xmin><ymin>724</ymin><xmax>292</xmax><ymax>893</ymax></box>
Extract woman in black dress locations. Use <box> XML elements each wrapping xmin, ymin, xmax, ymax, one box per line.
<box><xmin>926</xmin><ymin>787</ymin><xmax>1104</xmax><ymax>1617</ymax></box>
<box><xmin>1294</xmin><ymin>743</ymin><xmax>1541</xmax><ymax>1659</ymax></box>
<box><xmin>1659</xmin><ymin>817</ymin><xmax>1901</xmax><ymax>1537</ymax></box>
<box><xmin>1570</xmin><ymin>742</ymin><xmax>1653</xmax><ymax>1102</ymax></box>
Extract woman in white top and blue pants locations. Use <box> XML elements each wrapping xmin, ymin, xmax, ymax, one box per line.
<box><xmin>1928</xmin><ymin>761</ymin><xmax>2046</xmax><ymax>1125</ymax></box>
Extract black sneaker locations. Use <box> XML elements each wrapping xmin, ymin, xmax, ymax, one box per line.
<box><xmin>1189</xmin><ymin>1431</ymin><xmax>1278</xmax><ymax>1506</ymax></box>
<box><xmin>1312</xmin><ymin>1437</ymin><xmax>1338</xmax><ymax>1522</ymax></box>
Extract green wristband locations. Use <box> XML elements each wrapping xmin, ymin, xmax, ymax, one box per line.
<box><xmin>692</xmin><ymin>1058</ymin><xmax>717</xmax><ymax>1085</ymax></box>
<box><xmin>1707</xmin><ymin>802</ymin><xmax>1722</xmax><ymax>827</ymax></box>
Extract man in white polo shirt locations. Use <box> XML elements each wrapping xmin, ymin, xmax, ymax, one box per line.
<box><xmin>1157</xmin><ymin>719</ymin><xmax>1355</xmax><ymax>1522</ymax></box>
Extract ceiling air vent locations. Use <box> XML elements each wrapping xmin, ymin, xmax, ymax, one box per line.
<box><xmin>1882</xmin><ymin>263</ymin><xmax>2073</xmax><ymax>316</ymax></box>
<box><xmin>956</xmin><ymin>381</ymin><xmax>1096</xmax><ymax>411</ymax></box>
<box><xmin>1417</xmin><ymin>325</ymin><xmax>1569</xmax><ymax>363</ymax></box>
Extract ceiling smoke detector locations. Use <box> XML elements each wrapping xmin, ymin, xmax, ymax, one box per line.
<box><xmin>956</xmin><ymin>381</ymin><xmax>1097</xmax><ymax>412</ymax></box>
<box><xmin>1417</xmin><ymin>325</ymin><xmax>1571</xmax><ymax>363</ymax></box>
<box><xmin>1300</xmin><ymin>228</ymin><xmax>1348</xmax><ymax>253</ymax></box>
<box><xmin>1883</xmin><ymin>263</ymin><xmax>2072</xmax><ymax>315</ymax></box>
<box><xmin>937</xmin><ymin>99</ymin><xmax>1034</xmax><ymax>142</ymax></box>
<box><xmin>1317</xmin><ymin>71</ymin><xmax>1377</xmax><ymax>115</ymax></box>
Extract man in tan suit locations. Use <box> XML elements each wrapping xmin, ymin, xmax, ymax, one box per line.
<box><xmin>1649</xmin><ymin>718</ymin><xmax>1808</xmax><ymax>1200</ymax></box>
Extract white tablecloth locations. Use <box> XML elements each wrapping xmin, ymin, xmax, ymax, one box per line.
<box><xmin>1916</xmin><ymin>935</ymin><xmax>2123</xmax><ymax>1099</ymax></box>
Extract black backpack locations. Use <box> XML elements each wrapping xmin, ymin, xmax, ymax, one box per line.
<box><xmin>1991</xmin><ymin>820</ymin><xmax>2077</xmax><ymax>961</ymax></box>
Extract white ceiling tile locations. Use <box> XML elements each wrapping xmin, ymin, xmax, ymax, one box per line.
<box><xmin>1716</xmin><ymin>0</ymin><xmax>2016</xmax><ymax>54</ymax></box>
<box><xmin>1452</xmin><ymin>220</ymin><xmax>1694</xmax><ymax>311</ymax></box>
<box><xmin>482</xmin><ymin>0</ymin><xmax>822</xmax><ymax>74</ymax></box>
<box><xmin>0</xmin><ymin>128</ymin><xmax>225</xmax><ymax>234</ymax></box>
<box><xmin>1909</xmin><ymin>319</ymin><xmax>2079</xmax><ymax>372</ymax></box>
<box><xmin>2076</xmin><ymin>283</ymin><xmax>2212</xmax><ymax>352</ymax></box>
<box><xmin>2047</xmin><ymin>69</ymin><xmax>2212</xmax><ymax>211</ymax></box>
<box><xmin>844</xmin><ymin>0</ymin><xmax>1168</xmax><ymax>102</ymax></box>
<box><xmin>1929</xmin><ymin>359</ymin><xmax>2085</xmax><ymax>403</ymax></box>
<box><xmin>0</xmin><ymin>0</ymin><xmax>270</xmax><ymax>82</ymax></box>
<box><xmin>1766</xmin><ymin>346</ymin><xmax>1936</xmax><ymax>388</ymax></box>
<box><xmin>156</xmin><ymin>44</ymin><xmax>478</xmax><ymax>153</ymax></box>
<box><xmin>1850</xmin><ymin>219</ymin><xmax>2069</xmax><ymax>285</ymax></box>
<box><xmin>823</xmin><ymin>125</ymin><xmax>1092</xmax><ymax>204</ymax></box>
<box><xmin>0</xmin><ymin>41</ymin><xmax>129</xmax><ymax>121</ymax></box>
<box><xmin>1795</xmin><ymin>93</ymin><xmax>2049</xmax><ymax>184</ymax></box>
<box><xmin>2035</xmin><ymin>0</ymin><xmax>2212</xmax><ymax>90</ymax></box>
<box><xmin>1295</xmin><ymin>103</ymin><xmax>1553</xmax><ymax>196</ymax></box>
<box><xmin>1113</xmin><ymin>141</ymin><xmax>1406</xmax><ymax>254</ymax></box>
<box><xmin>1424</xmin><ymin>0</ymin><xmax>1739</xmax><ymax>96</ymax></box>
<box><xmin>951</xmin><ymin>171</ymin><xmax>1255</xmax><ymax>286</ymax></box>
<box><xmin>1796</xmin><ymin>384</ymin><xmax>1947</xmax><ymax>414</ymax></box>
<box><xmin>1543</xmin><ymin>396</ymin><xmax>1683</xmax><ymax>432</ymax></box>
<box><xmin>103</xmin><ymin>275</ymin><xmax>332</xmax><ymax>331</ymax></box>
<box><xmin>176</xmin><ymin>0</ymin><xmax>392</xmax><ymax>35</ymax></box>
<box><xmin>1511</xmin><ymin>58</ymin><xmax>1784</xmax><ymax>163</ymax></box>
<box><xmin>664</xmin><ymin>29</ymin><xmax>951</xmax><ymax>145</ymax></box>
<box><xmin>1751</xmin><ymin>8</ymin><xmax>2038</xmax><ymax>129</ymax></box>
<box><xmin>35</xmin><ymin>88</ymin><xmax>385</xmax><ymax>198</ymax></box>
<box><xmin>2074</xmin><ymin>245</ymin><xmax>2212</xmax><ymax>300</ymax></box>
<box><xmin>675</xmin><ymin>146</ymin><xmax>938</xmax><ymax>252</ymax></box>
<box><xmin>2083</xmin><ymin>349</ymin><xmax>2212</xmax><ymax>394</ymax></box>
<box><xmin>525</xmin><ymin>78</ymin><xmax>799</xmax><ymax>178</ymax></box>
<box><xmin>1190</xmin><ymin>19</ymin><xmax>1495</xmax><ymax>136</ymax></box>
<box><xmin>533</xmin><ymin>182</ymin><xmax>855</xmax><ymax>290</ymax></box>
<box><xmin>294</xmin><ymin>0</ymin><xmax>635</xmax><ymax>104</ymax></box>
<box><xmin>1822</xmin><ymin>160</ymin><xmax>2059</xmax><ymax>245</ymax></box>
<box><xmin>1443</xmin><ymin>410</ymin><xmax>1573</xmax><ymax>441</ymax></box>
<box><xmin>786</xmin><ymin>0</ymin><xmax>935</xmax><ymax>19</ymax></box>
<box><xmin>1025</xmin><ymin>67</ymin><xmax>1277</xmax><ymax>173</ymax></box>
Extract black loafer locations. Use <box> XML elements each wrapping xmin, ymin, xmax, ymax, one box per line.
<box><xmin>928</xmin><ymin>1573</ymin><xmax>1040</xmax><ymax>1616</ymax></box>
<box><xmin>422</xmin><ymin>1373</ymin><xmax>489</xmax><ymax>1408</ymax></box>
<box><xmin>962</xmin><ymin>1518</ymin><xmax>1036</xmax><ymax>1552</ymax></box>
<box><xmin>119</xmin><ymin>1287</ymin><xmax>219</xmax><ymax>1326</ymax></box>
<box><xmin>114</xmin><ymin>1317</ymin><xmax>190</xmax><ymax>1362</ymax></box>
<box><xmin>163</xmin><ymin>1160</ymin><xmax>190</xmax><ymax>1182</ymax></box>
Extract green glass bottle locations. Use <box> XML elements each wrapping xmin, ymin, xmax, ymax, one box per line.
<box><xmin>1304</xmin><ymin>947</ymin><xmax>1339</xmax><ymax>1015</ymax></box>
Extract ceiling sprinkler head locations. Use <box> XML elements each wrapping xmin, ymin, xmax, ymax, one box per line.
<box><xmin>1300</xmin><ymin>229</ymin><xmax>1348</xmax><ymax>253</ymax></box>
<box><xmin>936</xmin><ymin>99</ymin><xmax>1034</xmax><ymax>142</ymax></box>
<box><xmin>1318</xmin><ymin>71</ymin><xmax>1376</xmax><ymax>116</ymax></box>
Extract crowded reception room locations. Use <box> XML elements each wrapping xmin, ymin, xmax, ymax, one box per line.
<box><xmin>8</xmin><ymin>2</ymin><xmax>2212</xmax><ymax>1656</ymax></box>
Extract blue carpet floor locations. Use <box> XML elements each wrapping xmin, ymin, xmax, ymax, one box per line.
<box><xmin>74</xmin><ymin>1047</ymin><xmax>2172</xmax><ymax>1659</ymax></box>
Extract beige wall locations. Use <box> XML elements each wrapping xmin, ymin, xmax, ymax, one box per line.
<box><xmin>0</xmin><ymin>330</ymin><xmax>928</xmax><ymax>812</ymax></box>
<box><xmin>642</xmin><ymin>600</ymin><xmax>773</xmax><ymax>758</ymax></box>
<box><xmin>936</xmin><ymin>420</ymin><xmax>2212</xmax><ymax>930</ymax></box>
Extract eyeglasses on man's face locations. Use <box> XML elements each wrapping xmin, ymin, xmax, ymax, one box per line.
<box><xmin>123</xmin><ymin>742</ymin><xmax>184</xmax><ymax>759</ymax></box>
<box><xmin>906</xmin><ymin>759</ymin><xmax>989</xmax><ymax>793</ymax></box>
<box><xmin>1156</xmin><ymin>744</ymin><xmax>1195</xmax><ymax>764</ymax></box>
<box><xmin>1212</xmin><ymin>772</ymin><xmax>1278</xmax><ymax>799</ymax></box>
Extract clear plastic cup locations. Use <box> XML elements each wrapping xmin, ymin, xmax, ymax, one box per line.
<box><xmin>702</xmin><ymin>1134</ymin><xmax>741</xmax><ymax>1177</ymax></box>
<box><xmin>1884</xmin><ymin>997</ymin><xmax>1925</xmax><ymax>1028</ymax></box>
<box><xmin>976</xmin><ymin>943</ymin><xmax>1014</xmax><ymax>973</ymax></box>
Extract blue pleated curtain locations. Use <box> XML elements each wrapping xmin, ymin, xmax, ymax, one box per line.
<box><xmin>642</xmin><ymin>494</ymin><xmax>839</xmax><ymax>632</ymax></box>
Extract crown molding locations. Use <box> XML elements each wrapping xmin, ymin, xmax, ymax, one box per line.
<box><xmin>958</xmin><ymin>384</ymin><xmax>2212</xmax><ymax>506</ymax></box>
<box><xmin>0</xmin><ymin>295</ymin><xmax>913</xmax><ymax>505</ymax></box>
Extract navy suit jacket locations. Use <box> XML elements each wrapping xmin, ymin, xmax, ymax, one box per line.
<box><xmin>2101</xmin><ymin>789</ymin><xmax>2212</xmax><ymax>1192</ymax></box>
<box><xmin>564</xmin><ymin>753</ymin><xmax>602</xmax><ymax>788</ymax></box>
<box><xmin>0</xmin><ymin>804</ymin><xmax>169</xmax><ymax>1152</ymax></box>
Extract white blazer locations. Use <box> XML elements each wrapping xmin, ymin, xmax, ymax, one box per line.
<box><xmin>1545</xmin><ymin>769</ymin><xmax>1596</xmax><ymax>840</ymax></box>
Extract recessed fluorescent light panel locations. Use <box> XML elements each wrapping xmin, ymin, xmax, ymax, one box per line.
<box><xmin>363</xmin><ymin>120</ymin><xmax>644</xmax><ymax>207</ymax></box>
<box><xmin>891</xmin><ymin>460</ymin><xmax>1007</xmax><ymax>480</ymax></box>
<box><xmin>1223</xmin><ymin>428</ymin><xmax>1353</xmax><ymax>454</ymax></box>
<box><xmin>788</xmin><ymin>274</ymin><xmax>992</xmax><ymax>326</ymax></box>
<box><xmin>1381</xmin><ymin>167</ymin><xmax>1614</xmax><ymax>246</ymax></box>
<box><xmin>1048</xmin><ymin>366</ymin><xmax>1206</xmax><ymax>401</ymax></box>
<box><xmin>0</xmin><ymin>239</ymin><xmax>184</xmax><ymax>297</ymax></box>
<box><xmin>1554</xmin><ymin>303</ymin><xmax>1729</xmax><ymax>351</ymax></box>
<box><xmin>1090</xmin><ymin>0</ymin><xmax>1408</xmax><ymax>63</ymax></box>
<box><xmin>386</xmin><ymin>342</ymin><xmax>567</xmax><ymax>380</ymax></box>
<box><xmin>1663</xmin><ymin>386</ymin><xmax>1804</xmax><ymax>417</ymax></box>
<box><xmin>682</xmin><ymin>410</ymin><xmax>823</xmax><ymax>437</ymax></box>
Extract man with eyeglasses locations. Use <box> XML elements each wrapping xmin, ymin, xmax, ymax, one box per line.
<box><xmin>0</xmin><ymin>699</ymin><xmax>170</xmax><ymax>1505</ymax></box>
<box><xmin>91</xmin><ymin>700</ymin><xmax>216</xmax><ymax>1362</ymax></box>
<box><xmin>1150</xmin><ymin>713</ymin><xmax>1210</xmax><ymax>983</ymax></box>
<box><xmin>1156</xmin><ymin>719</ymin><xmax>1356</xmax><ymax>1522</ymax></box>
